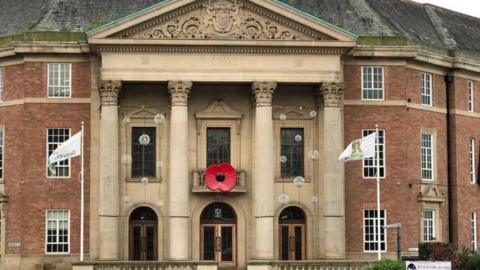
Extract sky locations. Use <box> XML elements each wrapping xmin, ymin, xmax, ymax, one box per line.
<box><xmin>411</xmin><ymin>0</ymin><xmax>480</xmax><ymax>18</ymax></box>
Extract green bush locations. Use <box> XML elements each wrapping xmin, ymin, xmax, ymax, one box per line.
<box><xmin>365</xmin><ymin>259</ymin><xmax>403</xmax><ymax>270</ymax></box>
<box><xmin>460</xmin><ymin>254</ymin><xmax>480</xmax><ymax>270</ymax></box>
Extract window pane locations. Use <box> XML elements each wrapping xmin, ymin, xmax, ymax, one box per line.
<box><xmin>206</xmin><ymin>128</ymin><xmax>231</xmax><ymax>166</ymax></box>
<box><xmin>362</xmin><ymin>67</ymin><xmax>384</xmax><ymax>100</ymax></box>
<box><xmin>47</xmin><ymin>63</ymin><xmax>71</xmax><ymax>97</ymax></box>
<box><xmin>421</xmin><ymin>133</ymin><xmax>433</xmax><ymax>180</ymax></box>
<box><xmin>45</xmin><ymin>210</ymin><xmax>69</xmax><ymax>254</ymax></box>
<box><xmin>0</xmin><ymin>128</ymin><xmax>3</xmax><ymax>179</ymax></box>
<box><xmin>132</xmin><ymin>127</ymin><xmax>156</xmax><ymax>178</ymax></box>
<box><xmin>47</xmin><ymin>128</ymin><xmax>70</xmax><ymax>177</ymax></box>
<box><xmin>281</xmin><ymin>128</ymin><xmax>304</xmax><ymax>177</ymax></box>
<box><xmin>363</xmin><ymin>209</ymin><xmax>386</xmax><ymax>251</ymax></box>
<box><xmin>363</xmin><ymin>129</ymin><xmax>385</xmax><ymax>178</ymax></box>
<box><xmin>0</xmin><ymin>67</ymin><xmax>3</xmax><ymax>101</ymax></box>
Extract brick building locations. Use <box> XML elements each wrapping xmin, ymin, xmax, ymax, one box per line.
<box><xmin>0</xmin><ymin>0</ymin><xmax>480</xmax><ymax>269</ymax></box>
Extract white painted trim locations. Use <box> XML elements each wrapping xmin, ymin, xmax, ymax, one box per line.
<box><xmin>362</xmin><ymin>129</ymin><xmax>386</xmax><ymax>179</ymax></box>
<box><xmin>363</xmin><ymin>209</ymin><xmax>387</xmax><ymax>253</ymax></box>
<box><xmin>44</xmin><ymin>209</ymin><xmax>71</xmax><ymax>255</ymax></box>
<box><xmin>47</xmin><ymin>63</ymin><xmax>72</xmax><ymax>99</ymax></box>
<box><xmin>361</xmin><ymin>66</ymin><xmax>385</xmax><ymax>101</ymax></box>
<box><xmin>45</xmin><ymin>128</ymin><xmax>71</xmax><ymax>179</ymax></box>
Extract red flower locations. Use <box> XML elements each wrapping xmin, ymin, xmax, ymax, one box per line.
<box><xmin>204</xmin><ymin>163</ymin><xmax>237</xmax><ymax>192</ymax></box>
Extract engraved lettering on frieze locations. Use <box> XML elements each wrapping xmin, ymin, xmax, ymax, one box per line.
<box><xmin>129</xmin><ymin>0</ymin><xmax>319</xmax><ymax>41</ymax></box>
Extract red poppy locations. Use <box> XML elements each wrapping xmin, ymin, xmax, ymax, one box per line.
<box><xmin>204</xmin><ymin>163</ymin><xmax>237</xmax><ymax>192</ymax></box>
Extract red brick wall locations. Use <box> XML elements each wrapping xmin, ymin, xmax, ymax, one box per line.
<box><xmin>0</xmin><ymin>61</ymin><xmax>91</xmax><ymax>255</ymax></box>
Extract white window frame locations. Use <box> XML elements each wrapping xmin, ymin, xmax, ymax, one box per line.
<box><xmin>0</xmin><ymin>126</ymin><xmax>3</xmax><ymax>180</ymax></box>
<box><xmin>363</xmin><ymin>209</ymin><xmax>387</xmax><ymax>252</ymax></box>
<box><xmin>423</xmin><ymin>209</ymin><xmax>436</xmax><ymax>242</ymax></box>
<box><xmin>45</xmin><ymin>209</ymin><xmax>70</xmax><ymax>254</ymax></box>
<box><xmin>421</xmin><ymin>132</ymin><xmax>434</xmax><ymax>181</ymax></box>
<box><xmin>361</xmin><ymin>66</ymin><xmax>385</xmax><ymax>101</ymax></box>
<box><xmin>472</xmin><ymin>212</ymin><xmax>478</xmax><ymax>251</ymax></box>
<box><xmin>46</xmin><ymin>128</ymin><xmax>71</xmax><ymax>178</ymax></box>
<box><xmin>470</xmin><ymin>138</ymin><xmax>476</xmax><ymax>184</ymax></box>
<box><xmin>47</xmin><ymin>63</ymin><xmax>72</xmax><ymax>98</ymax></box>
<box><xmin>421</xmin><ymin>73</ymin><xmax>433</xmax><ymax>106</ymax></box>
<box><xmin>468</xmin><ymin>80</ymin><xmax>475</xmax><ymax>112</ymax></box>
<box><xmin>0</xmin><ymin>66</ymin><xmax>3</xmax><ymax>102</ymax></box>
<box><xmin>362</xmin><ymin>129</ymin><xmax>386</xmax><ymax>179</ymax></box>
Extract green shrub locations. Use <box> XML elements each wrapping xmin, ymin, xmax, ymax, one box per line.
<box><xmin>365</xmin><ymin>259</ymin><xmax>403</xmax><ymax>270</ymax></box>
<box><xmin>460</xmin><ymin>254</ymin><xmax>480</xmax><ymax>270</ymax></box>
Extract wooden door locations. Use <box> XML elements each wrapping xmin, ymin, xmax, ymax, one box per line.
<box><xmin>201</xmin><ymin>224</ymin><xmax>236</xmax><ymax>268</ymax></box>
<box><xmin>129</xmin><ymin>221</ymin><xmax>157</xmax><ymax>261</ymax></box>
<box><xmin>279</xmin><ymin>224</ymin><xmax>305</xmax><ymax>260</ymax></box>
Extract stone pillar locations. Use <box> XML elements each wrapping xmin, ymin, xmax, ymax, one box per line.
<box><xmin>252</xmin><ymin>81</ymin><xmax>277</xmax><ymax>259</ymax></box>
<box><xmin>98</xmin><ymin>80</ymin><xmax>121</xmax><ymax>260</ymax></box>
<box><xmin>168</xmin><ymin>81</ymin><xmax>192</xmax><ymax>260</ymax></box>
<box><xmin>319</xmin><ymin>82</ymin><xmax>346</xmax><ymax>259</ymax></box>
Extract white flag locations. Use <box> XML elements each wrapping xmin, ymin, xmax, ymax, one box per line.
<box><xmin>338</xmin><ymin>132</ymin><xmax>376</xmax><ymax>162</ymax></box>
<box><xmin>48</xmin><ymin>131</ymin><xmax>81</xmax><ymax>172</ymax></box>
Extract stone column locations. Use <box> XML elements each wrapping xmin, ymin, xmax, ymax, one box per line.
<box><xmin>319</xmin><ymin>82</ymin><xmax>346</xmax><ymax>259</ymax></box>
<box><xmin>98</xmin><ymin>80</ymin><xmax>121</xmax><ymax>260</ymax></box>
<box><xmin>252</xmin><ymin>81</ymin><xmax>277</xmax><ymax>259</ymax></box>
<box><xmin>168</xmin><ymin>81</ymin><xmax>192</xmax><ymax>260</ymax></box>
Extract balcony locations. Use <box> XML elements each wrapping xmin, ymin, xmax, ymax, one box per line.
<box><xmin>192</xmin><ymin>169</ymin><xmax>247</xmax><ymax>193</ymax></box>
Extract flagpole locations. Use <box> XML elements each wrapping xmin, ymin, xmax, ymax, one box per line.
<box><xmin>80</xmin><ymin>122</ymin><xmax>85</xmax><ymax>262</ymax></box>
<box><xmin>376</xmin><ymin>124</ymin><xmax>381</xmax><ymax>261</ymax></box>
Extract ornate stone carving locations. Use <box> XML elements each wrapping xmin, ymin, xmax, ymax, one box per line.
<box><xmin>319</xmin><ymin>82</ymin><xmax>344</xmax><ymax>108</ymax></box>
<box><xmin>252</xmin><ymin>81</ymin><xmax>277</xmax><ymax>106</ymax></box>
<box><xmin>99</xmin><ymin>80</ymin><xmax>122</xmax><ymax>106</ymax></box>
<box><xmin>118</xmin><ymin>0</ymin><xmax>323</xmax><ymax>41</ymax></box>
<box><xmin>168</xmin><ymin>81</ymin><xmax>193</xmax><ymax>106</ymax></box>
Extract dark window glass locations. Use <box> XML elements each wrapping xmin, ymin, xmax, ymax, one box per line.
<box><xmin>132</xmin><ymin>127</ymin><xmax>156</xmax><ymax>178</ymax></box>
<box><xmin>281</xmin><ymin>128</ymin><xmax>304</xmax><ymax>177</ymax></box>
<box><xmin>207</xmin><ymin>128</ymin><xmax>230</xmax><ymax>166</ymax></box>
<box><xmin>203</xmin><ymin>226</ymin><xmax>215</xmax><ymax>260</ymax></box>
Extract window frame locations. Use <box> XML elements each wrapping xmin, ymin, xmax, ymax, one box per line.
<box><xmin>468</xmin><ymin>80</ymin><xmax>474</xmax><ymax>112</ymax></box>
<box><xmin>46</xmin><ymin>128</ymin><xmax>71</xmax><ymax>179</ymax></box>
<box><xmin>45</xmin><ymin>209</ymin><xmax>70</xmax><ymax>255</ymax></box>
<box><xmin>423</xmin><ymin>209</ymin><xmax>436</xmax><ymax>242</ymax></box>
<box><xmin>47</xmin><ymin>63</ymin><xmax>72</xmax><ymax>98</ymax></box>
<box><xmin>363</xmin><ymin>209</ymin><xmax>387</xmax><ymax>253</ymax></box>
<box><xmin>421</xmin><ymin>132</ymin><xmax>435</xmax><ymax>182</ymax></box>
<box><xmin>280</xmin><ymin>127</ymin><xmax>305</xmax><ymax>178</ymax></box>
<box><xmin>0</xmin><ymin>126</ymin><xmax>3</xmax><ymax>180</ymax></box>
<box><xmin>131</xmin><ymin>126</ymin><xmax>157</xmax><ymax>178</ymax></box>
<box><xmin>361</xmin><ymin>66</ymin><xmax>385</xmax><ymax>101</ymax></box>
<box><xmin>470</xmin><ymin>138</ymin><xmax>476</xmax><ymax>184</ymax></box>
<box><xmin>206</xmin><ymin>127</ymin><xmax>231</xmax><ymax>166</ymax></box>
<box><xmin>472</xmin><ymin>212</ymin><xmax>478</xmax><ymax>251</ymax></box>
<box><xmin>0</xmin><ymin>66</ymin><xmax>4</xmax><ymax>102</ymax></box>
<box><xmin>421</xmin><ymin>73</ymin><xmax>433</xmax><ymax>107</ymax></box>
<box><xmin>362</xmin><ymin>129</ymin><xmax>386</xmax><ymax>179</ymax></box>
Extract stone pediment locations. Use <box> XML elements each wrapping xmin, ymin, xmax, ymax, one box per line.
<box><xmin>111</xmin><ymin>0</ymin><xmax>333</xmax><ymax>41</ymax></box>
<box><xmin>196</xmin><ymin>100</ymin><xmax>242</xmax><ymax>119</ymax></box>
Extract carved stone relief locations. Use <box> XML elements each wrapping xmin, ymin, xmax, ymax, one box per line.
<box><xmin>116</xmin><ymin>0</ymin><xmax>326</xmax><ymax>41</ymax></box>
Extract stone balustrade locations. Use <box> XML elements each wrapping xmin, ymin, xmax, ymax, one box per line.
<box><xmin>248</xmin><ymin>260</ymin><xmax>372</xmax><ymax>270</ymax></box>
<box><xmin>73</xmin><ymin>261</ymin><xmax>217</xmax><ymax>270</ymax></box>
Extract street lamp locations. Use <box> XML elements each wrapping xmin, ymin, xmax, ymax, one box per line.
<box><xmin>384</xmin><ymin>223</ymin><xmax>402</xmax><ymax>260</ymax></box>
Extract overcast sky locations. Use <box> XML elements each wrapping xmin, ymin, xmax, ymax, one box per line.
<box><xmin>410</xmin><ymin>0</ymin><xmax>480</xmax><ymax>18</ymax></box>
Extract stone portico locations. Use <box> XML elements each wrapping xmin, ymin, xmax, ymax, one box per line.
<box><xmin>88</xmin><ymin>0</ymin><xmax>355</xmax><ymax>268</ymax></box>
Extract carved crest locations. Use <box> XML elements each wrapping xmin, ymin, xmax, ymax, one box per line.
<box><xmin>114</xmin><ymin>0</ymin><xmax>327</xmax><ymax>41</ymax></box>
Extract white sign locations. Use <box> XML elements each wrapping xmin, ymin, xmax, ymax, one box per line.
<box><xmin>406</xmin><ymin>261</ymin><xmax>451</xmax><ymax>270</ymax></box>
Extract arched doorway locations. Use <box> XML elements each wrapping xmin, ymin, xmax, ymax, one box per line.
<box><xmin>279</xmin><ymin>206</ymin><xmax>306</xmax><ymax>260</ymax></box>
<box><xmin>200</xmin><ymin>202</ymin><xmax>236</xmax><ymax>268</ymax></box>
<box><xmin>129</xmin><ymin>206</ymin><xmax>158</xmax><ymax>261</ymax></box>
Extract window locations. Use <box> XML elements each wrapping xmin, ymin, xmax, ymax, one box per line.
<box><xmin>362</xmin><ymin>66</ymin><xmax>384</xmax><ymax>100</ymax></box>
<box><xmin>470</xmin><ymin>138</ymin><xmax>476</xmax><ymax>184</ymax></box>
<box><xmin>363</xmin><ymin>129</ymin><xmax>385</xmax><ymax>178</ymax></box>
<box><xmin>421</xmin><ymin>73</ymin><xmax>432</xmax><ymax>106</ymax></box>
<box><xmin>423</xmin><ymin>210</ymin><xmax>435</xmax><ymax>242</ymax></box>
<box><xmin>0</xmin><ymin>128</ymin><xmax>3</xmax><ymax>180</ymax></box>
<box><xmin>468</xmin><ymin>81</ymin><xmax>474</xmax><ymax>112</ymax></box>
<box><xmin>0</xmin><ymin>67</ymin><xmax>3</xmax><ymax>101</ymax></box>
<box><xmin>47</xmin><ymin>128</ymin><xmax>70</xmax><ymax>177</ymax></box>
<box><xmin>45</xmin><ymin>210</ymin><xmax>69</xmax><ymax>254</ymax></box>
<box><xmin>280</xmin><ymin>128</ymin><xmax>304</xmax><ymax>177</ymax></box>
<box><xmin>206</xmin><ymin>128</ymin><xmax>230</xmax><ymax>166</ymax></box>
<box><xmin>132</xmin><ymin>127</ymin><xmax>156</xmax><ymax>178</ymax></box>
<box><xmin>363</xmin><ymin>209</ymin><xmax>386</xmax><ymax>252</ymax></box>
<box><xmin>47</xmin><ymin>63</ymin><xmax>71</xmax><ymax>98</ymax></box>
<box><xmin>472</xmin><ymin>212</ymin><xmax>478</xmax><ymax>251</ymax></box>
<box><xmin>421</xmin><ymin>133</ymin><xmax>434</xmax><ymax>181</ymax></box>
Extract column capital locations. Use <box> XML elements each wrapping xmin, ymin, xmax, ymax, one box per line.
<box><xmin>168</xmin><ymin>81</ymin><xmax>192</xmax><ymax>106</ymax></box>
<box><xmin>319</xmin><ymin>82</ymin><xmax>344</xmax><ymax>108</ymax></box>
<box><xmin>99</xmin><ymin>80</ymin><xmax>122</xmax><ymax>106</ymax></box>
<box><xmin>252</xmin><ymin>81</ymin><xmax>277</xmax><ymax>106</ymax></box>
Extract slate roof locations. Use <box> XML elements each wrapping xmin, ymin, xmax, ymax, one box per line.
<box><xmin>0</xmin><ymin>0</ymin><xmax>479</xmax><ymax>51</ymax></box>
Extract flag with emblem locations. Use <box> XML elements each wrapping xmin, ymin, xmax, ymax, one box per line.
<box><xmin>338</xmin><ymin>132</ymin><xmax>376</xmax><ymax>161</ymax></box>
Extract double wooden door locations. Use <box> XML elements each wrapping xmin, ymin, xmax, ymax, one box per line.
<box><xmin>129</xmin><ymin>221</ymin><xmax>157</xmax><ymax>261</ymax></box>
<box><xmin>279</xmin><ymin>224</ymin><xmax>305</xmax><ymax>260</ymax></box>
<box><xmin>201</xmin><ymin>224</ymin><xmax>236</xmax><ymax>267</ymax></box>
